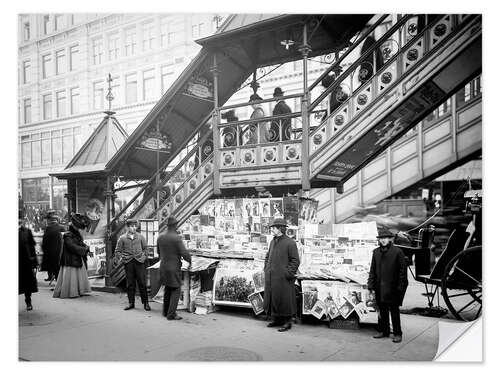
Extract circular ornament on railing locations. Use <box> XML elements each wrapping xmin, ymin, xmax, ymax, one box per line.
<box><xmin>382</xmin><ymin>46</ymin><xmax>392</xmax><ymax>60</ymax></box>
<box><xmin>407</xmin><ymin>22</ymin><xmax>418</xmax><ymax>35</ymax></box>
<box><xmin>189</xmin><ymin>180</ymin><xmax>197</xmax><ymax>190</ymax></box>
<box><xmin>334</xmin><ymin>114</ymin><xmax>345</xmax><ymax>126</ymax></box>
<box><xmin>357</xmin><ymin>94</ymin><xmax>368</xmax><ymax>106</ymax></box>
<box><xmin>175</xmin><ymin>194</ymin><xmax>182</xmax><ymax>204</ymax></box>
<box><xmin>381</xmin><ymin>72</ymin><xmax>393</xmax><ymax>84</ymax></box>
<box><xmin>335</xmin><ymin>88</ymin><xmax>348</xmax><ymax>102</ymax></box>
<box><xmin>223</xmin><ymin>153</ymin><xmax>233</xmax><ymax>166</ymax></box>
<box><xmin>202</xmin><ymin>141</ymin><xmax>213</xmax><ymax>155</ymax></box>
<box><xmin>434</xmin><ymin>23</ymin><xmax>447</xmax><ymax>37</ymax></box>
<box><xmin>243</xmin><ymin>151</ymin><xmax>254</xmax><ymax>163</ymax></box>
<box><xmin>313</xmin><ymin>133</ymin><xmax>323</xmax><ymax>145</ymax></box>
<box><xmin>359</xmin><ymin>67</ymin><xmax>370</xmax><ymax>81</ymax></box>
<box><xmin>204</xmin><ymin>163</ymin><xmax>212</xmax><ymax>175</ymax></box>
<box><xmin>222</xmin><ymin>127</ymin><xmax>236</xmax><ymax>147</ymax></box>
<box><xmin>266</xmin><ymin>123</ymin><xmax>280</xmax><ymax>142</ymax></box>
<box><xmin>264</xmin><ymin>149</ymin><xmax>276</xmax><ymax>162</ymax></box>
<box><xmin>407</xmin><ymin>48</ymin><xmax>419</xmax><ymax>61</ymax></box>
<box><xmin>287</xmin><ymin>146</ymin><xmax>298</xmax><ymax>160</ymax></box>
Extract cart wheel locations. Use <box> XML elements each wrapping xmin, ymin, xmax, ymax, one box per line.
<box><xmin>441</xmin><ymin>246</ymin><xmax>482</xmax><ymax>321</ymax></box>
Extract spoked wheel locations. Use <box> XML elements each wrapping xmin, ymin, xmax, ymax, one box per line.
<box><xmin>441</xmin><ymin>246</ymin><xmax>482</xmax><ymax>321</ymax></box>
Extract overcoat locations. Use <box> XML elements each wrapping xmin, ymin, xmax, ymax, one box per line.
<box><xmin>271</xmin><ymin>100</ymin><xmax>292</xmax><ymax>141</ymax></box>
<box><xmin>263</xmin><ymin>234</ymin><xmax>300</xmax><ymax>317</ymax></box>
<box><xmin>41</xmin><ymin>223</ymin><xmax>64</xmax><ymax>274</ymax></box>
<box><xmin>158</xmin><ymin>230</ymin><xmax>192</xmax><ymax>288</ymax></box>
<box><xmin>19</xmin><ymin>226</ymin><xmax>38</xmax><ymax>295</ymax></box>
<box><xmin>367</xmin><ymin>243</ymin><xmax>408</xmax><ymax>306</ymax></box>
<box><xmin>60</xmin><ymin>225</ymin><xmax>89</xmax><ymax>269</ymax></box>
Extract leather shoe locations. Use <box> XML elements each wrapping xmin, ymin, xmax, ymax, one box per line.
<box><xmin>26</xmin><ymin>303</ymin><xmax>33</xmax><ymax>311</ymax></box>
<box><xmin>167</xmin><ymin>315</ymin><xmax>182</xmax><ymax>320</ymax></box>
<box><xmin>267</xmin><ymin>321</ymin><xmax>282</xmax><ymax>327</ymax></box>
<box><xmin>124</xmin><ymin>304</ymin><xmax>135</xmax><ymax>310</ymax></box>
<box><xmin>144</xmin><ymin>303</ymin><xmax>151</xmax><ymax>311</ymax></box>
<box><xmin>392</xmin><ymin>335</ymin><xmax>402</xmax><ymax>343</ymax></box>
<box><xmin>373</xmin><ymin>333</ymin><xmax>390</xmax><ymax>339</ymax></box>
<box><xmin>278</xmin><ymin>323</ymin><xmax>292</xmax><ymax>332</ymax></box>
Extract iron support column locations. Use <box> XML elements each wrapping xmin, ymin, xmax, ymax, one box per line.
<box><xmin>299</xmin><ymin>23</ymin><xmax>312</xmax><ymax>191</ymax></box>
<box><xmin>211</xmin><ymin>53</ymin><xmax>221</xmax><ymax>195</ymax></box>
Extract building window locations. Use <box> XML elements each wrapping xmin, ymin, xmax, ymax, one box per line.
<box><xmin>124</xmin><ymin>27</ymin><xmax>137</xmax><ymax>56</ymax></box>
<box><xmin>23</xmin><ymin>98</ymin><xmax>31</xmax><ymax>124</ymax></box>
<box><xmin>56</xmin><ymin>90</ymin><xmax>66</xmax><ymax>118</ymax></box>
<box><xmin>142</xmin><ymin>21</ymin><xmax>155</xmax><ymax>51</ymax></box>
<box><xmin>22</xmin><ymin>60</ymin><xmax>30</xmax><ymax>84</ymax></box>
<box><xmin>69</xmin><ymin>15</ymin><xmax>74</xmax><ymax>26</ymax></box>
<box><xmin>42</xmin><ymin>54</ymin><xmax>51</xmax><ymax>79</ymax></box>
<box><xmin>54</xmin><ymin>14</ymin><xmax>64</xmax><ymax>31</ymax></box>
<box><xmin>43</xmin><ymin>15</ymin><xmax>50</xmax><ymax>35</ymax></box>
<box><xmin>160</xmin><ymin>19</ymin><xmax>169</xmax><ymax>47</ymax></box>
<box><xmin>93</xmin><ymin>81</ymin><xmax>104</xmax><ymax>110</ymax></box>
<box><xmin>22</xmin><ymin>178</ymin><xmax>50</xmax><ymax>207</ymax></box>
<box><xmin>23</xmin><ymin>22</ymin><xmax>30</xmax><ymax>41</ymax></box>
<box><xmin>70</xmin><ymin>87</ymin><xmax>79</xmax><ymax>115</ymax></box>
<box><xmin>41</xmin><ymin>132</ymin><xmax>51</xmax><ymax>166</ymax></box>
<box><xmin>62</xmin><ymin>128</ymin><xmax>74</xmax><ymax>163</ymax></box>
<box><xmin>161</xmin><ymin>65</ymin><xmax>174</xmax><ymax>94</ymax></box>
<box><xmin>55</xmin><ymin>49</ymin><xmax>66</xmax><ymax>75</ymax></box>
<box><xmin>108</xmin><ymin>32</ymin><xmax>120</xmax><ymax>60</ymax></box>
<box><xmin>125</xmin><ymin>73</ymin><xmax>137</xmax><ymax>104</ymax></box>
<box><xmin>31</xmin><ymin>133</ymin><xmax>41</xmax><ymax>167</ymax></box>
<box><xmin>43</xmin><ymin>94</ymin><xmax>52</xmax><ymax>120</ymax></box>
<box><xmin>51</xmin><ymin>130</ymin><xmax>62</xmax><ymax>165</ymax></box>
<box><xmin>191</xmin><ymin>23</ymin><xmax>204</xmax><ymax>38</ymax></box>
<box><xmin>21</xmin><ymin>135</ymin><xmax>31</xmax><ymax>168</ymax></box>
<box><xmin>143</xmin><ymin>69</ymin><xmax>155</xmax><ymax>101</ymax></box>
<box><xmin>92</xmin><ymin>37</ymin><xmax>104</xmax><ymax>65</ymax></box>
<box><xmin>69</xmin><ymin>45</ymin><xmax>79</xmax><ymax>71</ymax></box>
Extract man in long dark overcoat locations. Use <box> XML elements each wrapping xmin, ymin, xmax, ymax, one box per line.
<box><xmin>263</xmin><ymin>218</ymin><xmax>300</xmax><ymax>332</ymax></box>
<box><xmin>19</xmin><ymin>218</ymin><xmax>38</xmax><ymax>311</ymax></box>
<box><xmin>271</xmin><ymin>87</ymin><xmax>292</xmax><ymax>141</ymax></box>
<box><xmin>367</xmin><ymin>227</ymin><xmax>408</xmax><ymax>343</ymax></box>
<box><xmin>158</xmin><ymin>216</ymin><xmax>192</xmax><ymax>320</ymax></box>
<box><xmin>41</xmin><ymin>216</ymin><xmax>65</xmax><ymax>282</ymax></box>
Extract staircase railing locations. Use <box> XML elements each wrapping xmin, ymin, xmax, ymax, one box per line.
<box><xmin>110</xmin><ymin>110</ymin><xmax>214</xmax><ymax>237</ymax></box>
<box><xmin>308</xmin><ymin>14</ymin><xmax>476</xmax><ymax>155</ymax></box>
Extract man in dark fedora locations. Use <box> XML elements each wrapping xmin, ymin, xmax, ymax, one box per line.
<box><xmin>263</xmin><ymin>218</ymin><xmax>300</xmax><ymax>332</ymax></box>
<box><xmin>115</xmin><ymin>219</ymin><xmax>151</xmax><ymax>311</ymax></box>
<box><xmin>271</xmin><ymin>87</ymin><xmax>292</xmax><ymax>141</ymax></box>
<box><xmin>368</xmin><ymin>227</ymin><xmax>408</xmax><ymax>343</ymax></box>
<box><xmin>158</xmin><ymin>216</ymin><xmax>191</xmax><ymax>320</ymax></box>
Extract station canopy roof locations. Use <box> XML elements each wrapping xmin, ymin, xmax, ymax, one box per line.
<box><xmin>102</xmin><ymin>13</ymin><xmax>374</xmax><ymax>180</ymax></box>
<box><xmin>51</xmin><ymin>112</ymin><xmax>128</xmax><ymax>179</ymax></box>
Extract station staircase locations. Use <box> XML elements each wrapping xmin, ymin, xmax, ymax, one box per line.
<box><xmin>109</xmin><ymin>14</ymin><xmax>482</xmax><ymax>238</ymax></box>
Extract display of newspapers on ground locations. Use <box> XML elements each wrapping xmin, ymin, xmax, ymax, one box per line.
<box><xmin>212</xmin><ymin>258</ymin><xmax>265</xmax><ymax>308</ymax></box>
<box><xmin>301</xmin><ymin>280</ymin><xmax>378</xmax><ymax>323</ymax></box>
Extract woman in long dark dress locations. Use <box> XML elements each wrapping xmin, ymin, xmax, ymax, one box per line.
<box><xmin>53</xmin><ymin>213</ymin><xmax>92</xmax><ymax>298</ymax></box>
<box><xmin>19</xmin><ymin>218</ymin><xmax>38</xmax><ymax>311</ymax></box>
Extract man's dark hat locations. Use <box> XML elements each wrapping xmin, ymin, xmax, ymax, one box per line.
<box><xmin>270</xmin><ymin>218</ymin><xmax>288</xmax><ymax>228</ymax></box>
<box><xmin>70</xmin><ymin>213</ymin><xmax>90</xmax><ymax>230</ymax></box>
<box><xmin>273</xmin><ymin>87</ymin><xmax>285</xmax><ymax>96</ymax></box>
<box><xmin>126</xmin><ymin>219</ymin><xmax>138</xmax><ymax>226</ymax></box>
<box><xmin>166</xmin><ymin>216</ymin><xmax>179</xmax><ymax>226</ymax></box>
<box><xmin>377</xmin><ymin>227</ymin><xmax>395</xmax><ymax>238</ymax></box>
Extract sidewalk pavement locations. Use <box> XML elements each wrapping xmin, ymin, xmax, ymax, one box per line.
<box><xmin>19</xmin><ymin>275</ymin><xmax>440</xmax><ymax>361</ymax></box>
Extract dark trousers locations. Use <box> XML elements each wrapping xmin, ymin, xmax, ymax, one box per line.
<box><xmin>24</xmin><ymin>292</ymin><xmax>32</xmax><ymax>305</ymax></box>
<box><xmin>379</xmin><ymin>303</ymin><xmax>402</xmax><ymax>336</ymax></box>
<box><xmin>124</xmin><ymin>259</ymin><xmax>148</xmax><ymax>305</ymax></box>
<box><xmin>163</xmin><ymin>286</ymin><xmax>181</xmax><ymax>318</ymax></box>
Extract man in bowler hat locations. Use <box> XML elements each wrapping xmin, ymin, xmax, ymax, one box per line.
<box><xmin>158</xmin><ymin>216</ymin><xmax>192</xmax><ymax>320</ymax></box>
<box><xmin>115</xmin><ymin>219</ymin><xmax>151</xmax><ymax>311</ymax></box>
<box><xmin>263</xmin><ymin>218</ymin><xmax>300</xmax><ymax>332</ymax></box>
<box><xmin>271</xmin><ymin>87</ymin><xmax>292</xmax><ymax>141</ymax></box>
<box><xmin>368</xmin><ymin>227</ymin><xmax>408</xmax><ymax>343</ymax></box>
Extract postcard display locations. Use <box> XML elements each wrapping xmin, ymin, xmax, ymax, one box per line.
<box><xmin>177</xmin><ymin>196</ymin><xmax>379</xmax><ymax>324</ymax></box>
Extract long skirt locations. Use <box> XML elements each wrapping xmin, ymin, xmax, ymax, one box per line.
<box><xmin>53</xmin><ymin>265</ymin><xmax>91</xmax><ymax>298</ymax></box>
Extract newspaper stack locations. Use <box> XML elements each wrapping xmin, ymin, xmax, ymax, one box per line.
<box><xmin>194</xmin><ymin>291</ymin><xmax>215</xmax><ymax>315</ymax></box>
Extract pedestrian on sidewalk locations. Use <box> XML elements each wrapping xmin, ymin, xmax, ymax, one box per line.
<box><xmin>19</xmin><ymin>218</ymin><xmax>38</xmax><ymax>311</ymax></box>
<box><xmin>53</xmin><ymin>213</ymin><xmax>92</xmax><ymax>299</ymax></box>
<box><xmin>263</xmin><ymin>218</ymin><xmax>300</xmax><ymax>332</ymax></box>
<box><xmin>158</xmin><ymin>216</ymin><xmax>191</xmax><ymax>320</ymax></box>
<box><xmin>41</xmin><ymin>215</ymin><xmax>65</xmax><ymax>282</ymax></box>
<box><xmin>368</xmin><ymin>227</ymin><xmax>408</xmax><ymax>343</ymax></box>
<box><xmin>115</xmin><ymin>219</ymin><xmax>151</xmax><ymax>311</ymax></box>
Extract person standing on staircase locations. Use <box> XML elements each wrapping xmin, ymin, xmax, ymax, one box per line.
<box><xmin>115</xmin><ymin>219</ymin><xmax>151</xmax><ymax>311</ymax></box>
